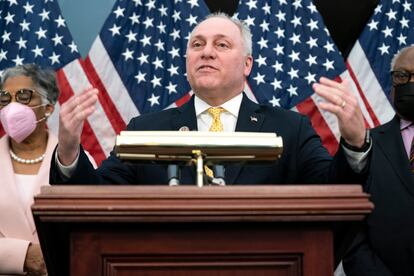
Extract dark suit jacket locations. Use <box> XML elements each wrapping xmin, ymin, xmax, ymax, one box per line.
<box><xmin>343</xmin><ymin>116</ymin><xmax>414</xmax><ymax>276</ymax></box>
<box><xmin>50</xmin><ymin>94</ymin><xmax>361</xmax><ymax>185</ymax></box>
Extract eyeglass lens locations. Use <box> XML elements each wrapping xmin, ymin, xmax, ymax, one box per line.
<box><xmin>0</xmin><ymin>89</ymin><xmax>34</xmax><ymax>106</ymax></box>
<box><xmin>392</xmin><ymin>71</ymin><xmax>414</xmax><ymax>85</ymax></box>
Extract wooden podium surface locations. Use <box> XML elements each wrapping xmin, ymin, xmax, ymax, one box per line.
<box><xmin>32</xmin><ymin>185</ymin><xmax>373</xmax><ymax>276</ymax></box>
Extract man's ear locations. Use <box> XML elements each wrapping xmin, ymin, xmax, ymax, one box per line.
<box><xmin>244</xmin><ymin>55</ymin><xmax>253</xmax><ymax>76</ymax></box>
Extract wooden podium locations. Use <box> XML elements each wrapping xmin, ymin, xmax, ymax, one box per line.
<box><xmin>32</xmin><ymin>185</ymin><xmax>372</xmax><ymax>276</ymax></box>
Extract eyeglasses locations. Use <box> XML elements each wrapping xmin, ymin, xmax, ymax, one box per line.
<box><xmin>0</xmin><ymin>89</ymin><xmax>36</xmax><ymax>106</ymax></box>
<box><xmin>390</xmin><ymin>70</ymin><xmax>414</xmax><ymax>86</ymax></box>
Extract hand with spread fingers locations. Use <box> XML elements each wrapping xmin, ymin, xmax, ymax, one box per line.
<box><xmin>57</xmin><ymin>87</ymin><xmax>98</xmax><ymax>165</ymax></box>
<box><xmin>312</xmin><ymin>77</ymin><xmax>366</xmax><ymax>148</ymax></box>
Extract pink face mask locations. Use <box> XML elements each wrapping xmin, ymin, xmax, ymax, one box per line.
<box><xmin>0</xmin><ymin>102</ymin><xmax>45</xmax><ymax>143</ymax></box>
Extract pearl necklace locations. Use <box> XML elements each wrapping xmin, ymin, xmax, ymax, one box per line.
<box><xmin>9</xmin><ymin>149</ymin><xmax>46</xmax><ymax>164</ymax></box>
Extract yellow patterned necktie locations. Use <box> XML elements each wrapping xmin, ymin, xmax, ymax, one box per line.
<box><xmin>204</xmin><ymin>107</ymin><xmax>225</xmax><ymax>178</ymax></box>
<box><xmin>207</xmin><ymin>107</ymin><xmax>225</xmax><ymax>132</ymax></box>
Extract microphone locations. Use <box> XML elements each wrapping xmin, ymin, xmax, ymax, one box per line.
<box><xmin>212</xmin><ymin>165</ymin><xmax>226</xmax><ymax>186</ymax></box>
<box><xmin>167</xmin><ymin>164</ymin><xmax>180</xmax><ymax>186</ymax></box>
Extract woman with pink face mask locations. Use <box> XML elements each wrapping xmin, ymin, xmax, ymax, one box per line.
<box><xmin>0</xmin><ymin>64</ymin><xmax>95</xmax><ymax>275</ymax></box>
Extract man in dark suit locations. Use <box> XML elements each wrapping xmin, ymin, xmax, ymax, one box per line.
<box><xmin>50</xmin><ymin>13</ymin><xmax>369</xmax><ymax>185</ymax></box>
<box><xmin>343</xmin><ymin>47</ymin><xmax>414</xmax><ymax>276</ymax></box>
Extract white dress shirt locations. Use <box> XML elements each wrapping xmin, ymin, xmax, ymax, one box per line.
<box><xmin>194</xmin><ymin>93</ymin><xmax>242</xmax><ymax>132</ymax></box>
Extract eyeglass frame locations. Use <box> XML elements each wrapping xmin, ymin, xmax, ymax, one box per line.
<box><xmin>390</xmin><ymin>70</ymin><xmax>414</xmax><ymax>86</ymax></box>
<box><xmin>0</xmin><ymin>89</ymin><xmax>40</xmax><ymax>107</ymax></box>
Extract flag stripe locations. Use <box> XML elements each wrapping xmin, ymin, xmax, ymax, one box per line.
<box><xmin>81</xmin><ymin>119</ymin><xmax>106</xmax><ymax>164</ymax></box>
<box><xmin>83</xmin><ymin>56</ymin><xmax>126</xmax><ymax>133</ymax></box>
<box><xmin>296</xmin><ymin>96</ymin><xmax>339</xmax><ymax>155</ymax></box>
<box><xmin>347</xmin><ymin>41</ymin><xmax>394</xmax><ymax>125</ymax></box>
<box><xmin>296</xmin><ymin>97</ymin><xmax>339</xmax><ymax>155</ymax></box>
<box><xmin>341</xmin><ymin>70</ymin><xmax>374</xmax><ymax>128</ymax></box>
<box><xmin>55</xmin><ymin>66</ymin><xmax>106</xmax><ymax>164</ymax></box>
<box><xmin>174</xmin><ymin>92</ymin><xmax>192</xmax><ymax>107</ymax></box>
<box><xmin>88</xmin><ymin>36</ymin><xmax>140</xmax><ymax>124</ymax></box>
<box><xmin>62</xmin><ymin>59</ymin><xmax>116</xmax><ymax>159</ymax></box>
<box><xmin>311</xmin><ymin>93</ymin><xmax>340</xmax><ymax>140</ymax></box>
<box><xmin>345</xmin><ymin>63</ymin><xmax>380</xmax><ymax>127</ymax></box>
<box><xmin>333</xmin><ymin>75</ymin><xmax>371</xmax><ymax>133</ymax></box>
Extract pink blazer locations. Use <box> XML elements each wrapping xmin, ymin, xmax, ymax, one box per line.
<box><xmin>0</xmin><ymin>133</ymin><xmax>95</xmax><ymax>274</ymax></box>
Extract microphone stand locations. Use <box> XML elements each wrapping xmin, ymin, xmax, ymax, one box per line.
<box><xmin>167</xmin><ymin>164</ymin><xmax>180</xmax><ymax>186</ymax></box>
<box><xmin>212</xmin><ymin>165</ymin><xmax>226</xmax><ymax>186</ymax></box>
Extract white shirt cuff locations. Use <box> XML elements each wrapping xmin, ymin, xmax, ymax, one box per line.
<box><xmin>55</xmin><ymin>147</ymin><xmax>80</xmax><ymax>179</ymax></box>
<box><xmin>342</xmin><ymin>140</ymin><xmax>372</xmax><ymax>173</ymax></box>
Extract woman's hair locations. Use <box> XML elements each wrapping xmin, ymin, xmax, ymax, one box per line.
<box><xmin>0</xmin><ymin>64</ymin><xmax>59</xmax><ymax>105</ymax></box>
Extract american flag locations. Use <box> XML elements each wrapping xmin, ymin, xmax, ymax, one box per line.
<box><xmin>0</xmin><ymin>0</ymin><xmax>104</xmax><ymax>162</ymax></box>
<box><xmin>0</xmin><ymin>0</ymin><xmax>79</xmax><ymax>71</ymax></box>
<box><xmin>234</xmin><ymin>0</ymin><xmax>351</xmax><ymax>154</ymax></box>
<box><xmin>3</xmin><ymin>0</ymin><xmax>406</xmax><ymax>164</ymax></box>
<box><xmin>0</xmin><ymin>0</ymin><xmax>79</xmax><ymax>131</ymax></box>
<box><xmin>83</xmin><ymin>0</ymin><xmax>210</xmax><ymax>163</ymax></box>
<box><xmin>346</xmin><ymin>0</ymin><xmax>413</xmax><ymax>127</ymax></box>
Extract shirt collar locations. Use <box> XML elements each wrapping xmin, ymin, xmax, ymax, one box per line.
<box><xmin>194</xmin><ymin>93</ymin><xmax>243</xmax><ymax>117</ymax></box>
<box><xmin>400</xmin><ymin>118</ymin><xmax>413</xmax><ymax>130</ymax></box>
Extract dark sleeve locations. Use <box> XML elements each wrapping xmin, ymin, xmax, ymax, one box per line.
<box><xmin>294</xmin><ymin>115</ymin><xmax>332</xmax><ymax>183</ymax></box>
<box><xmin>330</xmin><ymin>146</ymin><xmax>370</xmax><ymax>184</ymax></box>
<box><xmin>49</xmin><ymin>116</ymin><xmax>172</xmax><ymax>185</ymax></box>
<box><xmin>49</xmin><ymin>144</ymin><xmax>138</xmax><ymax>185</ymax></box>
<box><xmin>343</xmin><ymin>229</ymin><xmax>394</xmax><ymax>276</ymax></box>
<box><xmin>49</xmin><ymin>144</ymin><xmax>98</xmax><ymax>184</ymax></box>
<box><xmin>294</xmin><ymin>115</ymin><xmax>367</xmax><ymax>184</ymax></box>
<box><xmin>49</xmin><ymin>120</ymin><xmax>143</xmax><ymax>185</ymax></box>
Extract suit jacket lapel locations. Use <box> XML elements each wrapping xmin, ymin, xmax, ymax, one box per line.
<box><xmin>0</xmin><ymin>136</ymin><xmax>34</xmax><ymax>239</ymax></box>
<box><xmin>171</xmin><ymin>96</ymin><xmax>198</xmax><ymax>131</ymax></box>
<box><xmin>170</xmin><ymin>96</ymin><xmax>198</xmax><ymax>183</ymax></box>
<box><xmin>376</xmin><ymin>116</ymin><xmax>414</xmax><ymax>197</ymax></box>
<box><xmin>235</xmin><ymin>94</ymin><xmax>265</xmax><ymax>132</ymax></box>
<box><xmin>226</xmin><ymin>94</ymin><xmax>265</xmax><ymax>184</ymax></box>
